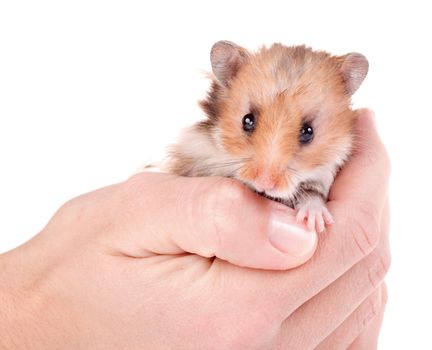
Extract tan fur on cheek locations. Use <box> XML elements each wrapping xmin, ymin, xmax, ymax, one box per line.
<box><xmin>185</xmin><ymin>43</ymin><xmax>366</xmax><ymax>203</ymax></box>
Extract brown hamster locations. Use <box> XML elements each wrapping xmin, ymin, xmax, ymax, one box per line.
<box><xmin>163</xmin><ymin>41</ymin><xmax>368</xmax><ymax>233</ymax></box>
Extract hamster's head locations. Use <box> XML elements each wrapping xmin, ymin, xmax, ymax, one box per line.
<box><xmin>200</xmin><ymin>41</ymin><xmax>368</xmax><ymax>202</ymax></box>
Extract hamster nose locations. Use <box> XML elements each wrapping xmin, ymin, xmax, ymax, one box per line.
<box><xmin>254</xmin><ymin>174</ymin><xmax>276</xmax><ymax>192</ymax></box>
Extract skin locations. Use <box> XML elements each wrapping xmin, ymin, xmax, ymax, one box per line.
<box><xmin>0</xmin><ymin>109</ymin><xmax>390</xmax><ymax>349</ymax></box>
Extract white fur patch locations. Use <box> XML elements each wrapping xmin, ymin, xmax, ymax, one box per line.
<box><xmin>171</xmin><ymin>125</ymin><xmax>241</xmax><ymax>177</ymax></box>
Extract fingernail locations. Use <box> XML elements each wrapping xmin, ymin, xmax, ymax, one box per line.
<box><xmin>268</xmin><ymin>208</ymin><xmax>317</xmax><ymax>256</ymax></box>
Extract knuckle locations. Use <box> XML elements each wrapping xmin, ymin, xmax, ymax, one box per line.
<box><xmin>381</xmin><ymin>283</ymin><xmax>389</xmax><ymax>307</ymax></box>
<box><xmin>55</xmin><ymin>195</ymin><xmax>92</xmax><ymax>225</ymax></box>
<box><xmin>379</xmin><ymin>248</ymin><xmax>392</xmax><ymax>277</ymax></box>
<box><xmin>200</xmin><ymin>177</ymin><xmax>249</xmax><ymax>221</ymax></box>
<box><xmin>347</xmin><ymin>203</ymin><xmax>381</xmax><ymax>257</ymax></box>
<box><xmin>367</xmin><ymin>250</ymin><xmax>391</xmax><ymax>289</ymax></box>
<box><xmin>194</xmin><ymin>178</ymin><xmax>249</xmax><ymax>255</ymax></box>
<box><xmin>211</xmin><ymin>177</ymin><xmax>250</xmax><ymax>204</ymax></box>
<box><xmin>359</xmin><ymin>290</ymin><xmax>382</xmax><ymax>330</ymax></box>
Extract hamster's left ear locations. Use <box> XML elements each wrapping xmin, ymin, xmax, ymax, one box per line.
<box><xmin>210</xmin><ymin>41</ymin><xmax>249</xmax><ymax>87</ymax></box>
<box><xmin>339</xmin><ymin>53</ymin><xmax>369</xmax><ymax>95</ymax></box>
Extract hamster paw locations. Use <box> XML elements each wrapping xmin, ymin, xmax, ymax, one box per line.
<box><xmin>295</xmin><ymin>196</ymin><xmax>334</xmax><ymax>233</ymax></box>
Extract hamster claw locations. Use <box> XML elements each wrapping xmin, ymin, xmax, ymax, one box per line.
<box><xmin>295</xmin><ymin>197</ymin><xmax>333</xmax><ymax>233</ymax></box>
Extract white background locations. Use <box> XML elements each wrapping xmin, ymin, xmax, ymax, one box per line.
<box><xmin>1</xmin><ymin>1</ymin><xmax>431</xmax><ymax>348</ymax></box>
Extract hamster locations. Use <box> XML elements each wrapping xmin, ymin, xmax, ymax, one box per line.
<box><xmin>163</xmin><ymin>41</ymin><xmax>368</xmax><ymax>233</ymax></box>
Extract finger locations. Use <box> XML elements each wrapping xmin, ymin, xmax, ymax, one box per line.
<box><xmin>347</xmin><ymin>284</ymin><xmax>387</xmax><ymax>349</ymax></box>
<box><xmin>316</xmin><ymin>284</ymin><xmax>388</xmax><ymax>350</ymax></box>
<box><xmin>214</xmin><ymin>121</ymin><xmax>390</xmax><ymax>323</ymax></box>
<box><xmin>276</xmin><ymin>217</ymin><xmax>390</xmax><ymax>348</ymax></box>
<box><xmin>107</xmin><ymin>172</ymin><xmax>317</xmax><ymax>270</ymax></box>
<box><xmin>330</xmin><ymin>109</ymin><xmax>391</xmax><ymax>227</ymax></box>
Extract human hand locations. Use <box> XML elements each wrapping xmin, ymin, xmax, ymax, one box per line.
<box><xmin>0</xmin><ymin>109</ymin><xmax>390</xmax><ymax>349</ymax></box>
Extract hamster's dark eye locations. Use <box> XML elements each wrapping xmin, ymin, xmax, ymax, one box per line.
<box><xmin>300</xmin><ymin>123</ymin><xmax>314</xmax><ymax>144</ymax></box>
<box><xmin>242</xmin><ymin>113</ymin><xmax>256</xmax><ymax>133</ymax></box>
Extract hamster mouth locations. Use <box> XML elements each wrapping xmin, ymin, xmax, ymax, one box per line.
<box><xmin>240</xmin><ymin>179</ymin><xmax>295</xmax><ymax>208</ymax></box>
<box><xmin>255</xmin><ymin>190</ymin><xmax>295</xmax><ymax>208</ymax></box>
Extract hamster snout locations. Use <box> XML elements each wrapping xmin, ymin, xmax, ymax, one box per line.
<box><xmin>163</xmin><ymin>40</ymin><xmax>368</xmax><ymax>233</ymax></box>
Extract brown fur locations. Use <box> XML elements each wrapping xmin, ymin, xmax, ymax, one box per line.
<box><xmin>167</xmin><ymin>42</ymin><xmax>367</xmax><ymax>205</ymax></box>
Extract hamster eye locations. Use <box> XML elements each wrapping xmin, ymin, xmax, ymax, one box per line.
<box><xmin>300</xmin><ymin>123</ymin><xmax>314</xmax><ymax>144</ymax></box>
<box><xmin>242</xmin><ymin>113</ymin><xmax>256</xmax><ymax>133</ymax></box>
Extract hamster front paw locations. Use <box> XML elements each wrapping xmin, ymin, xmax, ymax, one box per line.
<box><xmin>295</xmin><ymin>195</ymin><xmax>334</xmax><ymax>233</ymax></box>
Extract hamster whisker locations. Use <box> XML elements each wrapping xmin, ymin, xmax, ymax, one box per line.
<box><xmin>285</xmin><ymin>168</ymin><xmax>307</xmax><ymax>182</ymax></box>
<box><xmin>283</xmin><ymin>172</ymin><xmax>315</xmax><ymax>205</ymax></box>
<box><xmin>227</xmin><ymin>164</ymin><xmax>247</xmax><ymax>178</ymax></box>
<box><xmin>204</xmin><ymin>164</ymin><xmax>247</xmax><ymax>188</ymax></box>
<box><xmin>192</xmin><ymin>158</ymin><xmax>251</xmax><ymax>174</ymax></box>
<box><xmin>285</xmin><ymin>166</ymin><xmax>305</xmax><ymax>178</ymax></box>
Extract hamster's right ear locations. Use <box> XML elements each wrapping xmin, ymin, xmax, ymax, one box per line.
<box><xmin>210</xmin><ymin>41</ymin><xmax>249</xmax><ymax>87</ymax></box>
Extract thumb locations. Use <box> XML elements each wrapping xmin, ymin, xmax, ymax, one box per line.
<box><xmin>114</xmin><ymin>173</ymin><xmax>317</xmax><ymax>270</ymax></box>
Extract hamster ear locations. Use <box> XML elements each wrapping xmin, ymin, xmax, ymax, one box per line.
<box><xmin>339</xmin><ymin>53</ymin><xmax>369</xmax><ymax>95</ymax></box>
<box><xmin>210</xmin><ymin>41</ymin><xmax>249</xmax><ymax>86</ymax></box>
